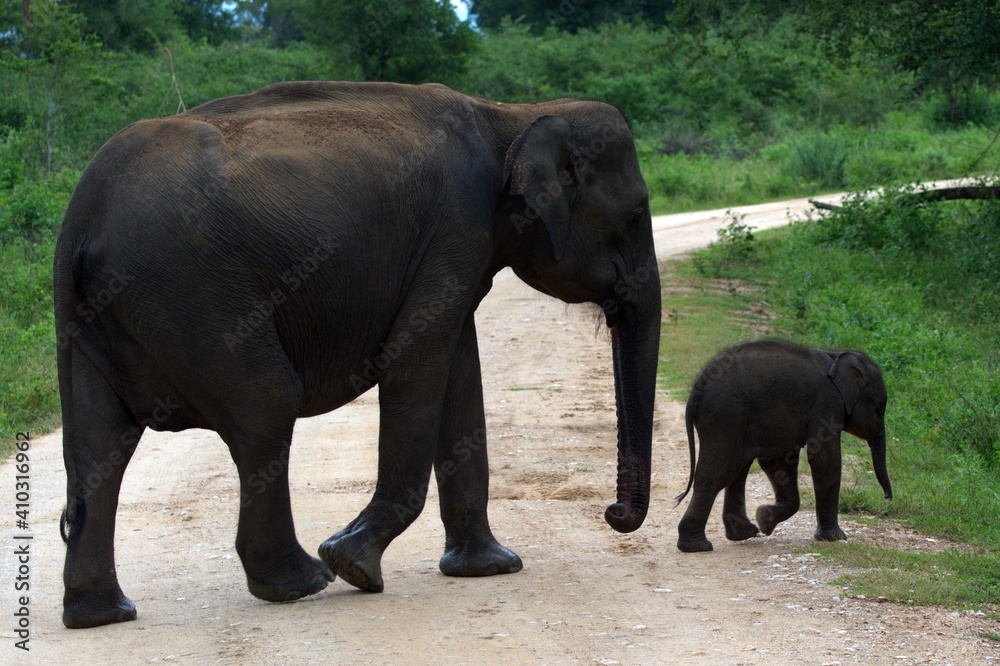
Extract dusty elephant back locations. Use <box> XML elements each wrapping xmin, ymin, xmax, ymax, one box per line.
<box><xmin>690</xmin><ymin>339</ymin><xmax>831</xmax><ymax>402</ymax></box>
<box><xmin>686</xmin><ymin>340</ymin><xmax>842</xmax><ymax>455</ymax></box>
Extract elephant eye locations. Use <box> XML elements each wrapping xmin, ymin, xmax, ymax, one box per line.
<box><xmin>624</xmin><ymin>205</ymin><xmax>645</xmax><ymax>229</ymax></box>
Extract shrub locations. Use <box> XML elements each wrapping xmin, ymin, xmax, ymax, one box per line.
<box><xmin>783</xmin><ymin>130</ymin><xmax>851</xmax><ymax>189</ymax></box>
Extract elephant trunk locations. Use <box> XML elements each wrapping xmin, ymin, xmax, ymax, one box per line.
<box><xmin>870</xmin><ymin>431</ymin><xmax>892</xmax><ymax>500</ymax></box>
<box><xmin>604</xmin><ymin>252</ymin><xmax>661</xmax><ymax>533</ymax></box>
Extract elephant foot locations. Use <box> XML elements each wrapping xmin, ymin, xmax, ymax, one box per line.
<box><xmin>677</xmin><ymin>516</ymin><xmax>713</xmax><ymax>552</ymax></box>
<box><xmin>676</xmin><ymin>535</ymin><xmax>713</xmax><ymax>552</ymax></box>
<box><xmin>440</xmin><ymin>538</ymin><xmax>523</xmax><ymax>577</ymax></box>
<box><xmin>319</xmin><ymin>528</ymin><xmax>387</xmax><ymax>593</ymax></box>
<box><xmin>63</xmin><ymin>586</ymin><xmax>137</xmax><ymax>629</ymax></box>
<box><xmin>756</xmin><ymin>504</ymin><xmax>783</xmax><ymax>536</ymax></box>
<box><xmin>814</xmin><ymin>526</ymin><xmax>847</xmax><ymax>541</ymax></box>
<box><xmin>723</xmin><ymin>513</ymin><xmax>760</xmax><ymax>541</ymax></box>
<box><xmin>245</xmin><ymin>554</ymin><xmax>334</xmax><ymax>602</ymax></box>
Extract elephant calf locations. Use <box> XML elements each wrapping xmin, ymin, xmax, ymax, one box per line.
<box><xmin>675</xmin><ymin>339</ymin><xmax>892</xmax><ymax>552</ymax></box>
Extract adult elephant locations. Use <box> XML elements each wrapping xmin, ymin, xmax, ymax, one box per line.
<box><xmin>55</xmin><ymin>81</ymin><xmax>661</xmax><ymax>628</ymax></box>
<box><xmin>675</xmin><ymin>339</ymin><xmax>891</xmax><ymax>553</ymax></box>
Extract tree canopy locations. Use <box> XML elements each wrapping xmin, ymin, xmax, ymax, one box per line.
<box><xmin>675</xmin><ymin>0</ymin><xmax>1000</xmax><ymax>122</ymax></box>
<box><xmin>300</xmin><ymin>0</ymin><xmax>478</xmax><ymax>83</ymax></box>
<box><xmin>467</xmin><ymin>0</ymin><xmax>677</xmax><ymax>32</ymax></box>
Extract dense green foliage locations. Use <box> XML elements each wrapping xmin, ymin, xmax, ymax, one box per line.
<box><xmin>678</xmin><ymin>1</ymin><xmax>1000</xmax><ymax>114</ymax></box>
<box><xmin>467</xmin><ymin>0</ymin><xmax>676</xmax><ymax>32</ymax></box>
<box><xmin>456</xmin><ymin>18</ymin><xmax>999</xmax><ymax>212</ymax></box>
<box><xmin>299</xmin><ymin>0</ymin><xmax>478</xmax><ymax>82</ymax></box>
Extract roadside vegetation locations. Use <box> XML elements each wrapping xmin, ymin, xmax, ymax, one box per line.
<box><xmin>663</xmin><ymin>195</ymin><xmax>1000</xmax><ymax>615</ymax></box>
<box><xmin>1</xmin><ymin>0</ymin><xmax>999</xmax><ymax>613</ymax></box>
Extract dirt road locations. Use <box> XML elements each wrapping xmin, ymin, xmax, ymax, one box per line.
<box><xmin>4</xmin><ymin>190</ymin><xmax>997</xmax><ymax>664</ymax></box>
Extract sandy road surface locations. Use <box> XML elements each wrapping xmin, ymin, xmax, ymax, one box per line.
<box><xmin>3</xmin><ymin>188</ymin><xmax>998</xmax><ymax>664</ymax></box>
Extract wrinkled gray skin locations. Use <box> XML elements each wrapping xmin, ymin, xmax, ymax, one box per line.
<box><xmin>675</xmin><ymin>339</ymin><xmax>891</xmax><ymax>553</ymax></box>
<box><xmin>54</xmin><ymin>81</ymin><xmax>660</xmax><ymax>628</ymax></box>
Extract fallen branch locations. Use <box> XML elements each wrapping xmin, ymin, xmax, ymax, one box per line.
<box><xmin>809</xmin><ymin>199</ymin><xmax>841</xmax><ymax>211</ymax></box>
<box><xmin>811</xmin><ymin>185</ymin><xmax>1000</xmax><ymax>212</ymax></box>
<box><xmin>909</xmin><ymin>185</ymin><xmax>1000</xmax><ymax>202</ymax></box>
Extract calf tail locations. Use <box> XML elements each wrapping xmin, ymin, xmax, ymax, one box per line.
<box><xmin>674</xmin><ymin>392</ymin><xmax>699</xmax><ymax>505</ymax></box>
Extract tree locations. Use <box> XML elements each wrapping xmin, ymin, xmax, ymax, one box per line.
<box><xmin>1</xmin><ymin>0</ymin><xmax>110</xmax><ymax>172</ymax></box>
<box><xmin>857</xmin><ymin>0</ymin><xmax>1000</xmax><ymax>123</ymax></box>
<box><xmin>467</xmin><ymin>0</ymin><xmax>677</xmax><ymax>32</ymax></box>
<box><xmin>176</xmin><ymin>0</ymin><xmax>239</xmax><ymax>45</ymax></box>
<box><xmin>675</xmin><ymin>0</ymin><xmax>1000</xmax><ymax>124</ymax></box>
<box><xmin>237</xmin><ymin>0</ymin><xmax>308</xmax><ymax>47</ymax></box>
<box><xmin>69</xmin><ymin>0</ymin><xmax>180</xmax><ymax>52</ymax></box>
<box><xmin>301</xmin><ymin>0</ymin><xmax>479</xmax><ymax>83</ymax></box>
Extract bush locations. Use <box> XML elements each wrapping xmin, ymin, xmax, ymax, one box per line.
<box><xmin>783</xmin><ymin>130</ymin><xmax>851</xmax><ymax>189</ymax></box>
<box><xmin>0</xmin><ymin>168</ymin><xmax>77</xmax><ymax>250</ymax></box>
<box><xmin>924</xmin><ymin>86</ymin><xmax>1000</xmax><ymax>128</ymax></box>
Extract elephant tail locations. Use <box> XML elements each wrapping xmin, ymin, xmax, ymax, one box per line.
<box><xmin>674</xmin><ymin>392</ymin><xmax>699</xmax><ymax>505</ymax></box>
<box><xmin>54</xmin><ymin>244</ymin><xmax>78</xmax><ymax>544</ymax></box>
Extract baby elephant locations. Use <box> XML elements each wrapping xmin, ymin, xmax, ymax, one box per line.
<box><xmin>675</xmin><ymin>339</ymin><xmax>892</xmax><ymax>552</ymax></box>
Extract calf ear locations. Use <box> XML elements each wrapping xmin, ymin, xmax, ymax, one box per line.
<box><xmin>827</xmin><ymin>352</ymin><xmax>867</xmax><ymax>414</ymax></box>
<box><xmin>503</xmin><ymin>114</ymin><xmax>581</xmax><ymax>262</ymax></box>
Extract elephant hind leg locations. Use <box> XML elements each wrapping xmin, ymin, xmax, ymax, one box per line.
<box><xmin>723</xmin><ymin>462</ymin><xmax>760</xmax><ymax>541</ymax></box>
<box><xmin>755</xmin><ymin>451</ymin><xmax>801</xmax><ymax>536</ymax></box>
<box><xmin>677</xmin><ymin>472</ymin><xmax>723</xmax><ymax>552</ymax></box>
<box><xmin>62</xmin><ymin>350</ymin><xmax>141</xmax><ymax>628</ymax></box>
<box><xmin>205</xmin><ymin>354</ymin><xmax>333</xmax><ymax>602</ymax></box>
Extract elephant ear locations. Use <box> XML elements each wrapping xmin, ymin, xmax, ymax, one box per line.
<box><xmin>827</xmin><ymin>351</ymin><xmax>867</xmax><ymax>415</ymax></box>
<box><xmin>503</xmin><ymin>114</ymin><xmax>583</xmax><ymax>262</ymax></box>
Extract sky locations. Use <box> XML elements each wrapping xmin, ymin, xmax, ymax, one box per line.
<box><xmin>451</xmin><ymin>1</ymin><xmax>470</xmax><ymax>21</ymax></box>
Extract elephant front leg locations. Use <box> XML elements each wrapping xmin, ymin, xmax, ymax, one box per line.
<box><xmin>435</xmin><ymin>317</ymin><xmax>522</xmax><ymax>578</ymax></box>
<box><xmin>807</xmin><ymin>435</ymin><xmax>847</xmax><ymax>541</ymax></box>
<box><xmin>756</xmin><ymin>451</ymin><xmax>801</xmax><ymax>536</ymax></box>
<box><xmin>319</xmin><ymin>365</ymin><xmax>452</xmax><ymax>592</ymax></box>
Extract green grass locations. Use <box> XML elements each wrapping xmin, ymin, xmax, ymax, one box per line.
<box><xmin>642</xmin><ymin>121</ymin><xmax>1000</xmax><ymax>215</ymax></box>
<box><xmin>660</xmin><ymin>194</ymin><xmax>1000</xmax><ymax>611</ymax></box>
<box><xmin>0</xmin><ymin>238</ymin><xmax>59</xmax><ymax>452</ymax></box>
<box><xmin>0</xmin><ymin>165</ymin><xmax>72</xmax><ymax>447</ymax></box>
<box><xmin>657</xmin><ymin>261</ymin><xmax>777</xmax><ymax>400</ymax></box>
<box><xmin>810</xmin><ymin>542</ymin><xmax>1000</xmax><ymax>612</ymax></box>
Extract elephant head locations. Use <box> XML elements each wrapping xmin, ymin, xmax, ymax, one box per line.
<box><xmin>499</xmin><ymin>108</ymin><xmax>660</xmax><ymax>533</ymax></box>
<box><xmin>827</xmin><ymin>351</ymin><xmax>892</xmax><ymax>499</ymax></box>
